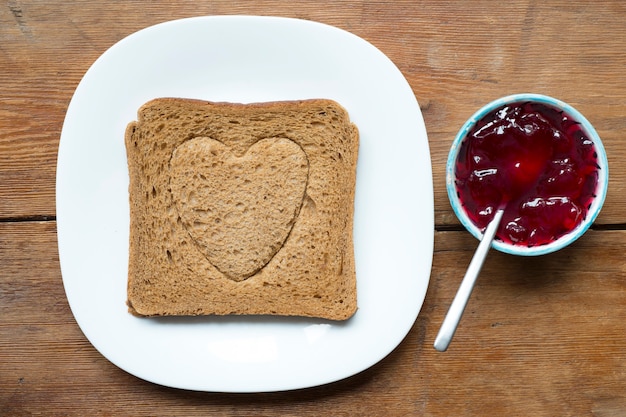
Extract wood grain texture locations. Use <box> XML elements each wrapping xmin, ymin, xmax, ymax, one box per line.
<box><xmin>2</xmin><ymin>0</ymin><xmax>626</xmax><ymax>415</ymax></box>
<box><xmin>2</xmin><ymin>223</ymin><xmax>626</xmax><ymax>416</ymax></box>
<box><xmin>1</xmin><ymin>0</ymin><xmax>626</xmax><ymax>224</ymax></box>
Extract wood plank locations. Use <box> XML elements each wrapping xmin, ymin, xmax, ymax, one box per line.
<box><xmin>423</xmin><ymin>228</ymin><xmax>626</xmax><ymax>416</ymax></box>
<box><xmin>1</xmin><ymin>1</ymin><xmax>626</xmax><ymax>225</ymax></box>
<box><xmin>2</xmin><ymin>221</ymin><xmax>625</xmax><ymax>415</ymax></box>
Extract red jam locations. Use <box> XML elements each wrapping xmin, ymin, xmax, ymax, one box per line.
<box><xmin>454</xmin><ymin>101</ymin><xmax>600</xmax><ymax>247</ymax></box>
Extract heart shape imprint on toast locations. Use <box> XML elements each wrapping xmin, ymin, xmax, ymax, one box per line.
<box><xmin>169</xmin><ymin>137</ymin><xmax>309</xmax><ymax>282</ymax></box>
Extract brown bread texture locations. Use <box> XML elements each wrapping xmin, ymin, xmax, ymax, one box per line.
<box><xmin>125</xmin><ymin>98</ymin><xmax>359</xmax><ymax>320</ymax></box>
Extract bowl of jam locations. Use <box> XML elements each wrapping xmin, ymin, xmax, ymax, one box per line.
<box><xmin>447</xmin><ymin>93</ymin><xmax>608</xmax><ymax>256</ymax></box>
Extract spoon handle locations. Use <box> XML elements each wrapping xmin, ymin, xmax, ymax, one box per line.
<box><xmin>434</xmin><ymin>209</ymin><xmax>505</xmax><ymax>352</ymax></box>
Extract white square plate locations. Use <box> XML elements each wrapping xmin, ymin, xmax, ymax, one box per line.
<box><xmin>56</xmin><ymin>15</ymin><xmax>433</xmax><ymax>392</ymax></box>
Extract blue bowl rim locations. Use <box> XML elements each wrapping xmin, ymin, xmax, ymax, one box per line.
<box><xmin>446</xmin><ymin>93</ymin><xmax>609</xmax><ymax>256</ymax></box>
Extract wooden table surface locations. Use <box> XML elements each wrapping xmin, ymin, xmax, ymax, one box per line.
<box><xmin>2</xmin><ymin>1</ymin><xmax>626</xmax><ymax>415</ymax></box>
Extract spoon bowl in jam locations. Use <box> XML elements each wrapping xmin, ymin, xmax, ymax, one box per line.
<box><xmin>447</xmin><ymin>93</ymin><xmax>608</xmax><ymax>256</ymax></box>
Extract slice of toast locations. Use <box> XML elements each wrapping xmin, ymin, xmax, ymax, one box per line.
<box><xmin>125</xmin><ymin>98</ymin><xmax>359</xmax><ymax>320</ymax></box>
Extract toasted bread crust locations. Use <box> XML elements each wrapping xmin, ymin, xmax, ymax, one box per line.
<box><xmin>125</xmin><ymin>98</ymin><xmax>359</xmax><ymax>320</ymax></box>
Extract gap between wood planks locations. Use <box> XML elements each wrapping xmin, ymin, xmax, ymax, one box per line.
<box><xmin>0</xmin><ymin>215</ymin><xmax>56</xmax><ymax>223</ymax></box>
<box><xmin>2</xmin><ymin>216</ymin><xmax>624</xmax><ymax>231</ymax></box>
<box><xmin>434</xmin><ymin>223</ymin><xmax>626</xmax><ymax>232</ymax></box>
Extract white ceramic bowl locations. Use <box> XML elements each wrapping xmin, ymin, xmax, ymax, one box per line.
<box><xmin>447</xmin><ymin>93</ymin><xmax>609</xmax><ymax>256</ymax></box>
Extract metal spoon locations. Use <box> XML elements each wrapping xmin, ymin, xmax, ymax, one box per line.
<box><xmin>434</xmin><ymin>208</ymin><xmax>505</xmax><ymax>352</ymax></box>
